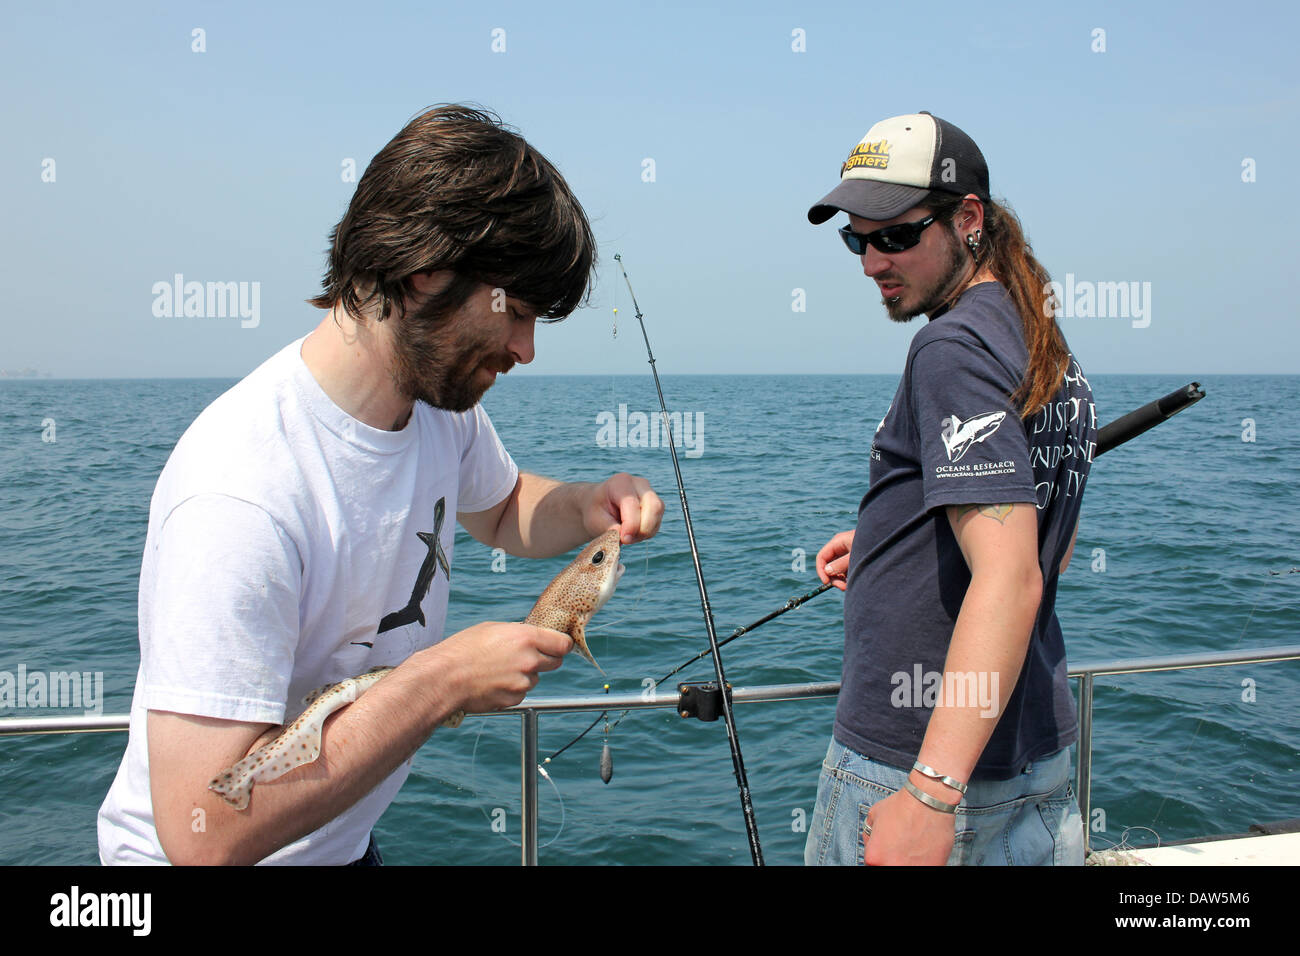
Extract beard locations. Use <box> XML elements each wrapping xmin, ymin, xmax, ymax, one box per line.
<box><xmin>881</xmin><ymin>227</ymin><xmax>972</xmax><ymax>323</ymax></box>
<box><xmin>386</xmin><ymin>295</ymin><xmax>515</xmax><ymax>414</ymax></box>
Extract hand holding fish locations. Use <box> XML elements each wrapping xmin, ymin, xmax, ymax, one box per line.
<box><xmin>208</xmin><ymin>528</ymin><xmax>626</xmax><ymax>810</ymax></box>
<box><xmin>429</xmin><ymin>620</ymin><xmax>575</xmax><ymax>713</ymax></box>
<box><xmin>587</xmin><ymin>472</ymin><xmax>663</xmax><ymax>545</ymax></box>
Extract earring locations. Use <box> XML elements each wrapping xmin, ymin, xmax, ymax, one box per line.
<box><xmin>966</xmin><ymin>231</ymin><xmax>980</xmax><ymax>254</ymax></box>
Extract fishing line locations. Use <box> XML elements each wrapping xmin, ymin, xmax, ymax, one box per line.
<box><xmin>609</xmin><ymin>267</ymin><xmax>619</xmax><ymax>443</ymax></box>
<box><xmin>543</xmin><ymin>580</ymin><xmax>836</xmax><ymax>764</ymax></box>
<box><xmin>469</xmin><ymin>717</ymin><xmax>567</xmax><ymax>850</ymax></box>
<box><xmin>591</xmin><ymin>248</ymin><xmax>658</xmax><ymax>646</ymax></box>
<box><xmin>462</xmin><ymin>541</ymin><xmax>650</xmax><ymax>848</ymax></box>
<box><xmin>583</xmin><ymin>544</ymin><xmax>652</xmax><ymax>636</ymax></box>
<box><xmin>1085</xmin><ymin>825</ymin><xmax>1162</xmax><ymax>863</ymax></box>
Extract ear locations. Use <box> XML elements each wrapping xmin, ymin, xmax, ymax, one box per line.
<box><xmin>408</xmin><ymin>270</ymin><xmax>454</xmax><ymax>297</ymax></box>
<box><xmin>956</xmin><ymin>195</ymin><xmax>985</xmax><ymax>233</ymax></box>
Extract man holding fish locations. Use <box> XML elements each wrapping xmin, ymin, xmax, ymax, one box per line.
<box><xmin>804</xmin><ymin>113</ymin><xmax>1095</xmax><ymax>866</ymax></box>
<box><xmin>98</xmin><ymin>106</ymin><xmax>662</xmax><ymax>865</ymax></box>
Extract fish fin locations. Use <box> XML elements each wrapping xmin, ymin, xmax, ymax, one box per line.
<box><xmin>301</xmin><ymin>665</ymin><xmax>388</xmax><ymax>705</ymax></box>
<box><xmin>301</xmin><ymin>682</ymin><xmax>335</xmax><ymax>706</ymax></box>
<box><xmin>570</xmin><ymin>622</ymin><xmax>606</xmax><ymax>675</ymax></box>
<box><xmin>441</xmin><ymin>709</ymin><xmax>465</xmax><ymax>729</ymax></box>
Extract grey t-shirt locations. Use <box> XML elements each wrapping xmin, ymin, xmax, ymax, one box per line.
<box><xmin>837</xmin><ymin>281</ymin><xmax>1096</xmax><ymax>779</ymax></box>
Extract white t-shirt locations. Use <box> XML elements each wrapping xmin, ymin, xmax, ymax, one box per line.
<box><xmin>97</xmin><ymin>336</ymin><xmax>518</xmax><ymax>864</ymax></box>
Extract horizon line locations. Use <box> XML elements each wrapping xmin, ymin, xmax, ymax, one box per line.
<box><xmin>0</xmin><ymin>371</ymin><xmax>1290</xmax><ymax>383</ymax></box>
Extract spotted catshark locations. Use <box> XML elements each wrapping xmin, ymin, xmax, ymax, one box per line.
<box><xmin>208</xmin><ymin>528</ymin><xmax>626</xmax><ymax>810</ymax></box>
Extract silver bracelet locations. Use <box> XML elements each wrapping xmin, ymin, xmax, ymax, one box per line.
<box><xmin>912</xmin><ymin>761</ymin><xmax>968</xmax><ymax>794</ymax></box>
<box><xmin>903</xmin><ymin>779</ymin><xmax>960</xmax><ymax>815</ymax></box>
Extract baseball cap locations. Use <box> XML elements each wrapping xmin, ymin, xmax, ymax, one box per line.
<box><xmin>807</xmin><ymin>112</ymin><xmax>990</xmax><ymax>224</ymax></box>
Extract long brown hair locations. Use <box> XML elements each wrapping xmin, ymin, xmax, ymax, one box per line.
<box><xmin>925</xmin><ymin>190</ymin><xmax>1068</xmax><ymax>418</ymax></box>
<box><xmin>308</xmin><ymin>104</ymin><xmax>596</xmax><ymax>326</ymax></box>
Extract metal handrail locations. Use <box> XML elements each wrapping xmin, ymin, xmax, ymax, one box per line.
<box><xmin>1067</xmin><ymin>643</ymin><xmax>1300</xmax><ymax>853</ymax></box>
<box><xmin>0</xmin><ymin>681</ymin><xmax>846</xmax><ymax>735</ymax></box>
<box><xmin>2</xmin><ymin>649</ymin><xmax>1297</xmax><ymax>863</ymax></box>
<box><xmin>0</xmin><ymin>713</ymin><xmax>130</xmax><ymax>736</ymax></box>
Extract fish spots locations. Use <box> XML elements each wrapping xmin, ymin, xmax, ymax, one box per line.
<box><xmin>207</xmin><ymin>531</ymin><xmax>625</xmax><ymax>810</ymax></box>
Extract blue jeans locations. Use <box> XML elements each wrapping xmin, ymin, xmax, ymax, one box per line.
<box><xmin>804</xmin><ymin>737</ymin><xmax>1084</xmax><ymax>865</ymax></box>
<box><xmin>346</xmin><ymin>833</ymin><xmax>384</xmax><ymax>866</ymax></box>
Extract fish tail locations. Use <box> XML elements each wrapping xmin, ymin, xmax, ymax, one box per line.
<box><xmin>207</xmin><ymin>764</ymin><xmax>256</xmax><ymax>811</ymax></box>
<box><xmin>207</xmin><ymin>669</ymin><xmax>391</xmax><ymax>811</ymax></box>
<box><xmin>207</xmin><ymin>692</ymin><xmax>336</xmax><ymax>810</ymax></box>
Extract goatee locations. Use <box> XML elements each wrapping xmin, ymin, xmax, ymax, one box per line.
<box><xmin>882</xmin><ymin>228</ymin><xmax>972</xmax><ymax>322</ymax></box>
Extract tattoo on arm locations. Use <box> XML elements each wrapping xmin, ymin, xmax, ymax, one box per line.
<box><xmin>958</xmin><ymin>503</ymin><xmax>1015</xmax><ymax>525</ymax></box>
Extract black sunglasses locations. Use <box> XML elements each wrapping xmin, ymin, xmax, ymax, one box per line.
<box><xmin>838</xmin><ymin>214</ymin><xmax>938</xmax><ymax>255</ymax></box>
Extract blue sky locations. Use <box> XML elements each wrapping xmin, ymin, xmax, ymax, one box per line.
<box><xmin>3</xmin><ymin>0</ymin><xmax>1297</xmax><ymax>377</ymax></box>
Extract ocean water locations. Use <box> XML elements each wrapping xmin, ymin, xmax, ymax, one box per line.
<box><xmin>1</xmin><ymin>372</ymin><xmax>1297</xmax><ymax>865</ymax></box>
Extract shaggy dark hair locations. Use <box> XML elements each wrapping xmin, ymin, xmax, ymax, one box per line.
<box><xmin>308</xmin><ymin>104</ymin><xmax>596</xmax><ymax>326</ymax></box>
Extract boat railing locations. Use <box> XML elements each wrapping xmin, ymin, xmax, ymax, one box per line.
<box><xmin>3</xmin><ymin>645</ymin><xmax>1298</xmax><ymax>864</ymax></box>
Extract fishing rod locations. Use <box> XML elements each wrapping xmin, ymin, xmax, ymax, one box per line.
<box><xmin>545</xmin><ymin>381</ymin><xmax>1207</xmax><ymax>769</ymax></box>
<box><xmin>1096</xmin><ymin>382</ymin><xmax>1204</xmax><ymax>454</ymax></box>
<box><xmin>612</xmin><ymin>253</ymin><xmax>765</xmax><ymax>866</ymax></box>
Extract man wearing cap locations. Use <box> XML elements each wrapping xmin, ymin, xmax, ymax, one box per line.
<box><xmin>803</xmin><ymin>112</ymin><xmax>1096</xmax><ymax>865</ymax></box>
